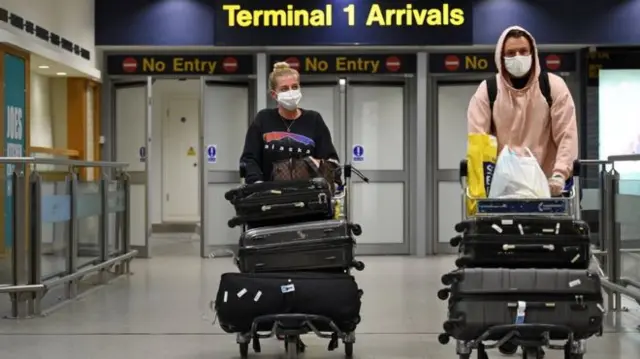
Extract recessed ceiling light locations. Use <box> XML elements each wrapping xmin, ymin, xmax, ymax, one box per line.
<box><xmin>38</xmin><ymin>65</ymin><xmax>49</xmax><ymax>69</ymax></box>
<box><xmin>56</xmin><ymin>72</ymin><xmax>67</xmax><ymax>76</ymax></box>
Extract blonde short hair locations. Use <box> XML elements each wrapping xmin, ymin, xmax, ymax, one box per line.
<box><xmin>269</xmin><ymin>62</ymin><xmax>300</xmax><ymax>91</ymax></box>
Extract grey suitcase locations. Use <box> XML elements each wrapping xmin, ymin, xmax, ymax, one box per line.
<box><xmin>440</xmin><ymin>268</ymin><xmax>604</xmax><ymax>341</ymax></box>
<box><xmin>237</xmin><ymin>220</ymin><xmax>364</xmax><ymax>273</ymax></box>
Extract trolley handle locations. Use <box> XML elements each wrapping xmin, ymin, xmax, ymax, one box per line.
<box><xmin>459</xmin><ymin>159</ymin><xmax>582</xmax><ymax>180</ymax></box>
<box><xmin>344</xmin><ymin>164</ymin><xmax>369</xmax><ymax>183</ymax></box>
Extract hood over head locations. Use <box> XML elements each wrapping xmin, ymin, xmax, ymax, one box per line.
<box><xmin>495</xmin><ymin>26</ymin><xmax>540</xmax><ymax>89</ymax></box>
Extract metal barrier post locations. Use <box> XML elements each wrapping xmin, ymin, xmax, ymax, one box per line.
<box><xmin>11</xmin><ymin>163</ymin><xmax>30</xmax><ymax>318</ymax></box>
<box><xmin>598</xmin><ymin>167</ymin><xmax>608</xmax><ymax>254</ymax></box>
<box><xmin>65</xmin><ymin>171</ymin><xmax>79</xmax><ymax>299</ymax></box>
<box><xmin>98</xmin><ymin>173</ymin><xmax>109</xmax><ymax>283</ymax></box>
<box><xmin>610</xmin><ymin>169</ymin><xmax>622</xmax><ymax>311</ymax></box>
<box><xmin>603</xmin><ymin>169</ymin><xmax>616</xmax><ymax>310</ymax></box>
<box><xmin>29</xmin><ymin>171</ymin><xmax>43</xmax><ymax>315</ymax></box>
<box><xmin>121</xmin><ymin>171</ymin><xmax>131</xmax><ymax>274</ymax></box>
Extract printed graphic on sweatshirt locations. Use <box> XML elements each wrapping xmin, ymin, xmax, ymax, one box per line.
<box><xmin>263</xmin><ymin>131</ymin><xmax>315</xmax><ymax>155</ymax></box>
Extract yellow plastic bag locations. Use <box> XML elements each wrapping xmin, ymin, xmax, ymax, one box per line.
<box><xmin>466</xmin><ymin>133</ymin><xmax>497</xmax><ymax>215</ymax></box>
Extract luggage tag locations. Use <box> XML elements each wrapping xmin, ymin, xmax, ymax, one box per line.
<box><xmin>515</xmin><ymin>301</ymin><xmax>527</xmax><ymax>324</ymax></box>
<box><xmin>281</xmin><ymin>284</ymin><xmax>296</xmax><ymax>293</ymax></box>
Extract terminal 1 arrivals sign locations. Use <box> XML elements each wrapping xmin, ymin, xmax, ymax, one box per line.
<box><xmin>106</xmin><ymin>55</ymin><xmax>255</xmax><ymax>75</ymax></box>
<box><xmin>269</xmin><ymin>54</ymin><xmax>416</xmax><ymax>75</ymax></box>
<box><xmin>213</xmin><ymin>0</ymin><xmax>473</xmax><ymax>46</ymax></box>
<box><xmin>429</xmin><ymin>52</ymin><xmax>577</xmax><ymax>74</ymax></box>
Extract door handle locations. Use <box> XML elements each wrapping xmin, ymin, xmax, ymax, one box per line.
<box><xmin>166</xmin><ymin>193</ymin><xmax>169</xmax><ymax>201</ymax></box>
<box><xmin>193</xmin><ymin>163</ymin><xmax>197</xmax><ymax>167</ymax></box>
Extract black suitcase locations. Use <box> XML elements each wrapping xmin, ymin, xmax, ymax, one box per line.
<box><xmin>237</xmin><ymin>220</ymin><xmax>360</xmax><ymax>272</ymax></box>
<box><xmin>215</xmin><ymin>272</ymin><xmax>362</xmax><ymax>334</ymax></box>
<box><xmin>226</xmin><ymin>178</ymin><xmax>333</xmax><ymax>228</ymax></box>
<box><xmin>451</xmin><ymin>217</ymin><xmax>591</xmax><ymax>269</ymax></box>
<box><xmin>440</xmin><ymin>268</ymin><xmax>603</xmax><ymax>341</ymax></box>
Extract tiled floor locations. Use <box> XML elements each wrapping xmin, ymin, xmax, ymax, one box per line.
<box><xmin>0</xmin><ymin>239</ymin><xmax>638</xmax><ymax>358</ymax></box>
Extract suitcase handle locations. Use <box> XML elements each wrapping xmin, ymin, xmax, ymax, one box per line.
<box><xmin>507</xmin><ymin>302</ymin><xmax>555</xmax><ymax>309</ymax></box>
<box><xmin>502</xmin><ymin>244</ymin><xmax>555</xmax><ymax>251</ymax></box>
<box><xmin>261</xmin><ymin>202</ymin><xmax>305</xmax><ymax>211</ymax></box>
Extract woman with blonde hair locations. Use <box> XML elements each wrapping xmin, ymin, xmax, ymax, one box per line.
<box><xmin>239</xmin><ymin>61</ymin><xmax>339</xmax><ymax>183</ymax></box>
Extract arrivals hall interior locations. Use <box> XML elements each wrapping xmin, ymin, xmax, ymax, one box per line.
<box><xmin>0</xmin><ymin>1</ymin><xmax>640</xmax><ymax>358</ymax></box>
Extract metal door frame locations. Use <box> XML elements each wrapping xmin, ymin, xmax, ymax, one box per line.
<box><xmin>427</xmin><ymin>67</ymin><xmax>583</xmax><ymax>255</ymax></box>
<box><xmin>199</xmin><ymin>76</ymin><xmax>257</xmax><ymax>258</ymax></box>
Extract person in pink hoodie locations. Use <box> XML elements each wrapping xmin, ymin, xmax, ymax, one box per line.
<box><xmin>467</xmin><ymin>26</ymin><xmax>579</xmax><ymax>196</ymax></box>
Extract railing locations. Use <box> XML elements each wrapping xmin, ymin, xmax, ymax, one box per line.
<box><xmin>0</xmin><ymin>157</ymin><xmax>136</xmax><ymax>319</ymax></box>
<box><xmin>582</xmin><ymin>154</ymin><xmax>640</xmax><ymax>311</ymax></box>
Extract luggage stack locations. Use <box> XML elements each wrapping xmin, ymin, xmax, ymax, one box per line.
<box><xmin>438</xmin><ymin>216</ymin><xmax>604</xmax><ymax>359</ymax></box>
<box><xmin>214</xmin><ymin>176</ymin><xmax>365</xmax><ymax>358</ymax></box>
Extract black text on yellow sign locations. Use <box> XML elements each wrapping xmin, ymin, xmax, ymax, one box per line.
<box><xmin>222</xmin><ymin>3</ymin><xmax>465</xmax><ymax>28</ymax></box>
<box><xmin>271</xmin><ymin>55</ymin><xmax>416</xmax><ymax>74</ymax></box>
<box><xmin>108</xmin><ymin>55</ymin><xmax>254</xmax><ymax>75</ymax></box>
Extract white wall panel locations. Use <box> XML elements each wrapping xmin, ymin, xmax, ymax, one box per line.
<box><xmin>351</xmin><ymin>182</ymin><xmax>404</xmax><ymax>244</ymax></box>
<box><xmin>203</xmin><ymin>84</ymin><xmax>248</xmax><ymax>171</ymax></box>
<box><xmin>29</xmin><ymin>72</ymin><xmax>53</xmax><ymax>148</ymax></box>
<box><xmin>115</xmin><ymin>86</ymin><xmax>145</xmax><ymax>171</ymax></box>
<box><xmin>438</xmin><ymin>182</ymin><xmax>462</xmax><ymax>244</ymax></box>
<box><xmin>350</xmin><ymin>86</ymin><xmax>404</xmax><ymax>170</ymax></box>
<box><xmin>438</xmin><ymin>85</ymin><xmax>477</xmax><ymax>170</ymax></box>
<box><xmin>206</xmin><ymin>183</ymin><xmax>242</xmax><ymax>248</ymax></box>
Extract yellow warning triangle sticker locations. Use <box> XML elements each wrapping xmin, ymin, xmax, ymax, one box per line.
<box><xmin>187</xmin><ymin>146</ymin><xmax>196</xmax><ymax>156</ymax></box>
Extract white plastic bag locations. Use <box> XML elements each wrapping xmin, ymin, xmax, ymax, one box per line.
<box><xmin>488</xmin><ymin>146</ymin><xmax>551</xmax><ymax>199</ymax></box>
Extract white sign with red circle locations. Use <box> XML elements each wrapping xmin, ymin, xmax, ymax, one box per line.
<box><xmin>545</xmin><ymin>54</ymin><xmax>561</xmax><ymax>71</ymax></box>
<box><xmin>222</xmin><ymin>57</ymin><xmax>238</xmax><ymax>73</ymax></box>
<box><xmin>122</xmin><ymin>57</ymin><xmax>138</xmax><ymax>73</ymax></box>
<box><xmin>445</xmin><ymin>55</ymin><xmax>460</xmax><ymax>71</ymax></box>
<box><xmin>284</xmin><ymin>57</ymin><xmax>300</xmax><ymax>70</ymax></box>
<box><xmin>385</xmin><ymin>56</ymin><xmax>402</xmax><ymax>72</ymax></box>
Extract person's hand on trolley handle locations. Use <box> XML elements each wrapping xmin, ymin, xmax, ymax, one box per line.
<box><xmin>548</xmin><ymin>174</ymin><xmax>565</xmax><ymax>196</ymax></box>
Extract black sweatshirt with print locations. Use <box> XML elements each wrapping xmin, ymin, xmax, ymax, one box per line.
<box><xmin>240</xmin><ymin>108</ymin><xmax>339</xmax><ymax>184</ymax></box>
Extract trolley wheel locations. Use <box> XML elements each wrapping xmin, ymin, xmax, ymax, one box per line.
<box><xmin>437</xmin><ymin>288</ymin><xmax>450</xmax><ymax>300</ymax></box>
<box><xmin>458</xmin><ymin>354</ymin><xmax>471</xmax><ymax>359</ymax></box>
<box><xmin>437</xmin><ymin>333</ymin><xmax>450</xmax><ymax>345</ymax></box>
<box><xmin>284</xmin><ymin>336</ymin><xmax>304</xmax><ymax>357</ymax></box>
<box><xmin>344</xmin><ymin>342</ymin><xmax>353</xmax><ymax>357</ymax></box>
<box><xmin>522</xmin><ymin>347</ymin><xmax>543</xmax><ymax>359</ymax></box>
<box><xmin>350</xmin><ymin>224</ymin><xmax>362</xmax><ymax>236</ymax></box>
<box><xmin>450</xmin><ymin>235</ymin><xmax>462</xmax><ymax>247</ymax></box>
<box><xmin>499</xmin><ymin>341</ymin><xmax>519</xmax><ymax>355</ymax></box>
<box><xmin>352</xmin><ymin>260</ymin><xmax>365</xmax><ymax>271</ymax></box>
<box><xmin>239</xmin><ymin>343</ymin><xmax>249</xmax><ymax>358</ymax></box>
<box><xmin>563</xmin><ymin>342</ymin><xmax>582</xmax><ymax>359</ymax></box>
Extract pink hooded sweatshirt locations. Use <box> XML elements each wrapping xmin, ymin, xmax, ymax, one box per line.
<box><xmin>467</xmin><ymin>26</ymin><xmax>579</xmax><ymax>179</ymax></box>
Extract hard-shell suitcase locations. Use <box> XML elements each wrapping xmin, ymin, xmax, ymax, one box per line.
<box><xmin>215</xmin><ymin>272</ymin><xmax>362</xmax><ymax>333</ymax></box>
<box><xmin>237</xmin><ymin>219</ymin><xmax>360</xmax><ymax>273</ymax></box>
<box><xmin>225</xmin><ymin>178</ymin><xmax>333</xmax><ymax>228</ymax></box>
<box><xmin>451</xmin><ymin>217</ymin><xmax>591</xmax><ymax>269</ymax></box>
<box><xmin>454</xmin><ymin>217</ymin><xmax>589</xmax><ymax>235</ymax></box>
<box><xmin>440</xmin><ymin>268</ymin><xmax>603</xmax><ymax>341</ymax></box>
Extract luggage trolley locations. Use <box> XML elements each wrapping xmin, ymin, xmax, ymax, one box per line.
<box><xmin>234</xmin><ymin>163</ymin><xmax>367</xmax><ymax>359</ymax></box>
<box><xmin>440</xmin><ymin>159</ymin><xmax>593</xmax><ymax>359</ymax></box>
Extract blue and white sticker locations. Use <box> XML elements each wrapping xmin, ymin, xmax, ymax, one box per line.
<box><xmin>352</xmin><ymin>144</ymin><xmax>364</xmax><ymax>162</ymax></box>
<box><xmin>139</xmin><ymin>146</ymin><xmax>147</xmax><ymax>162</ymax></box>
<box><xmin>206</xmin><ymin>145</ymin><xmax>217</xmax><ymax>164</ymax></box>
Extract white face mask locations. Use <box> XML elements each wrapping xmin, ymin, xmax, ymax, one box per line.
<box><xmin>276</xmin><ymin>89</ymin><xmax>302</xmax><ymax>110</ymax></box>
<box><xmin>504</xmin><ymin>55</ymin><xmax>532</xmax><ymax>78</ymax></box>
